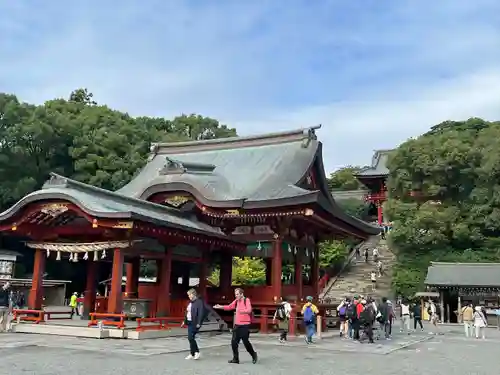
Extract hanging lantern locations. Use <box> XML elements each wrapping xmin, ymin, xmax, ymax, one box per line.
<box><xmin>83</xmin><ymin>252</ymin><xmax>89</xmax><ymax>260</ymax></box>
<box><xmin>92</xmin><ymin>219</ymin><xmax>98</xmax><ymax>228</ymax></box>
<box><xmin>93</xmin><ymin>251</ymin><xmax>99</xmax><ymax>261</ymax></box>
<box><xmin>46</xmin><ymin>249</ymin><xmax>50</xmax><ymax>258</ymax></box>
<box><xmin>101</xmin><ymin>250</ymin><xmax>106</xmax><ymax>259</ymax></box>
<box><xmin>312</xmin><ymin>251</ymin><xmax>315</xmax><ymax>259</ymax></box>
<box><xmin>73</xmin><ymin>253</ymin><xmax>79</xmax><ymax>262</ymax></box>
<box><xmin>68</xmin><ymin>253</ymin><xmax>74</xmax><ymax>262</ymax></box>
<box><xmin>306</xmin><ymin>249</ymin><xmax>309</xmax><ymax>257</ymax></box>
<box><xmin>287</xmin><ymin>244</ymin><xmax>292</xmax><ymax>253</ymax></box>
<box><xmin>56</xmin><ymin>251</ymin><xmax>61</xmax><ymax>261</ymax></box>
<box><xmin>294</xmin><ymin>247</ymin><xmax>297</xmax><ymax>255</ymax></box>
<box><xmin>256</xmin><ymin>241</ymin><xmax>262</xmax><ymax>251</ymax></box>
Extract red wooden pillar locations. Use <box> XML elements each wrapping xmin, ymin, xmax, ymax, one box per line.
<box><xmin>271</xmin><ymin>238</ymin><xmax>283</xmax><ymax>301</ymax></box>
<box><xmin>294</xmin><ymin>251</ymin><xmax>303</xmax><ymax>302</ymax></box>
<box><xmin>156</xmin><ymin>250</ymin><xmax>172</xmax><ymax>316</ymax></box>
<box><xmin>125</xmin><ymin>258</ymin><xmax>140</xmax><ymax>297</ymax></box>
<box><xmin>377</xmin><ymin>202</ymin><xmax>383</xmax><ymax>225</ymax></box>
<box><xmin>311</xmin><ymin>246</ymin><xmax>319</xmax><ymax>300</ymax></box>
<box><xmin>28</xmin><ymin>249</ymin><xmax>46</xmax><ymax>309</ymax></box>
<box><xmin>219</xmin><ymin>254</ymin><xmax>233</xmax><ymax>298</ymax></box>
<box><xmin>199</xmin><ymin>252</ymin><xmax>209</xmax><ymax>301</ymax></box>
<box><xmin>107</xmin><ymin>248</ymin><xmax>124</xmax><ymax>314</ymax></box>
<box><xmin>265</xmin><ymin>258</ymin><xmax>272</xmax><ymax>285</ymax></box>
<box><xmin>83</xmin><ymin>260</ymin><xmax>98</xmax><ymax>317</ymax></box>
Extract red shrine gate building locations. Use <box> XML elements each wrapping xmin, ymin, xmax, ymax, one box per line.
<box><xmin>354</xmin><ymin>150</ymin><xmax>392</xmax><ymax>225</ymax></box>
<box><xmin>0</xmin><ymin>126</ymin><xmax>378</xmax><ymax>321</ymax></box>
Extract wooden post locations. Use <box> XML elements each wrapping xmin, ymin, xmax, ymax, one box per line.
<box><xmin>265</xmin><ymin>258</ymin><xmax>272</xmax><ymax>285</ymax></box>
<box><xmin>311</xmin><ymin>246</ymin><xmax>319</xmax><ymax>300</ymax></box>
<box><xmin>440</xmin><ymin>291</ymin><xmax>445</xmax><ymax>323</ymax></box>
<box><xmin>219</xmin><ymin>254</ymin><xmax>232</xmax><ymax>299</ymax></box>
<box><xmin>289</xmin><ymin>306</ymin><xmax>297</xmax><ymax>336</ymax></box>
<box><xmin>294</xmin><ymin>250</ymin><xmax>303</xmax><ymax>302</ymax></box>
<box><xmin>457</xmin><ymin>295</ymin><xmax>462</xmax><ymax>323</ymax></box>
<box><xmin>28</xmin><ymin>249</ymin><xmax>46</xmax><ymax>310</ymax></box>
<box><xmin>83</xmin><ymin>261</ymin><xmax>98</xmax><ymax>319</ymax></box>
<box><xmin>107</xmin><ymin>248</ymin><xmax>124</xmax><ymax>314</ymax></box>
<box><xmin>156</xmin><ymin>250</ymin><xmax>172</xmax><ymax>316</ymax></box>
<box><xmin>125</xmin><ymin>258</ymin><xmax>140</xmax><ymax>298</ymax></box>
<box><xmin>271</xmin><ymin>238</ymin><xmax>283</xmax><ymax>301</ymax></box>
<box><xmin>316</xmin><ymin>315</ymin><xmax>322</xmax><ymax>338</ymax></box>
<box><xmin>260</xmin><ymin>307</ymin><xmax>268</xmax><ymax>333</ymax></box>
<box><xmin>199</xmin><ymin>252</ymin><xmax>209</xmax><ymax>301</ymax></box>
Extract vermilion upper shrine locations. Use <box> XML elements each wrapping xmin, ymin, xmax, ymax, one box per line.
<box><xmin>0</xmin><ymin>126</ymin><xmax>379</xmax><ymax>321</ymax></box>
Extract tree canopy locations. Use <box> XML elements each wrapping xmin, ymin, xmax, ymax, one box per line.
<box><xmin>386</xmin><ymin>117</ymin><xmax>500</xmax><ymax>296</ymax></box>
<box><xmin>0</xmin><ymin>89</ymin><xmax>237</xmax><ymax>210</ymax></box>
<box><xmin>327</xmin><ymin>166</ymin><xmax>364</xmax><ymax>191</ymax></box>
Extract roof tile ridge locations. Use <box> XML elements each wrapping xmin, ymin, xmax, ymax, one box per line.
<box><xmin>45</xmin><ymin>173</ymin><xmax>196</xmax><ymax>220</ymax></box>
<box><xmin>151</xmin><ymin>125</ymin><xmax>321</xmax><ymax>154</ymax></box>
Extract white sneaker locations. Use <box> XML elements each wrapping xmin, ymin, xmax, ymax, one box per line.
<box><xmin>194</xmin><ymin>352</ymin><xmax>201</xmax><ymax>360</ymax></box>
<box><xmin>185</xmin><ymin>354</ymin><xmax>194</xmax><ymax>360</ymax></box>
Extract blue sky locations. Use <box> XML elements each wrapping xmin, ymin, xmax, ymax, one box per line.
<box><xmin>1</xmin><ymin>1</ymin><xmax>500</xmax><ymax>173</ymax></box>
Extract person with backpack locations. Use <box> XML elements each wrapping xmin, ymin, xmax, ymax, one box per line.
<box><xmin>301</xmin><ymin>296</ymin><xmax>319</xmax><ymax>344</ymax></box>
<box><xmin>337</xmin><ymin>298</ymin><xmax>350</xmax><ymax>338</ymax></box>
<box><xmin>273</xmin><ymin>298</ymin><xmax>292</xmax><ymax>343</ymax></box>
<box><xmin>181</xmin><ymin>288</ymin><xmax>209</xmax><ymax>360</ymax></box>
<box><xmin>346</xmin><ymin>296</ymin><xmax>361</xmax><ymax>340</ymax></box>
<box><xmin>358</xmin><ymin>299</ymin><xmax>375</xmax><ymax>343</ymax></box>
<box><xmin>214</xmin><ymin>288</ymin><xmax>258</xmax><ymax>364</ymax></box>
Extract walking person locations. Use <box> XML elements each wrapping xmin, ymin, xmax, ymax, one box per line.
<box><xmin>377</xmin><ymin>297</ymin><xmax>391</xmax><ymax>340</ymax></box>
<box><xmin>364</xmin><ymin>249</ymin><xmax>369</xmax><ymax>263</ymax></box>
<box><xmin>273</xmin><ymin>298</ymin><xmax>292</xmax><ymax>343</ymax></box>
<box><xmin>412</xmin><ymin>301</ymin><xmax>424</xmax><ymax>331</ymax></box>
<box><xmin>460</xmin><ymin>303</ymin><xmax>474</xmax><ymax>338</ymax></box>
<box><xmin>0</xmin><ymin>282</ymin><xmax>11</xmax><ymax>332</ymax></box>
<box><xmin>370</xmin><ymin>271</ymin><xmax>377</xmax><ymax>292</ymax></box>
<box><xmin>301</xmin><ymin>296</ymin><xmax>319</xmax><ymax>344</ymax></box>
<box><xmin>214</xmin><ymin>288</ymin><xmax>258</xmax><ymax>364</ymax></box>
<box><xmin>69</xmin><ymin>292</ymin><xmax>79</xmax><ymax>318</ymax></box>
<box><xmin>473</xmin><ymin>306</ymin><xmax>487</xmax><ymax>339</ymax></box>
<box><xmin>181</xmin><ymin>288</ymin><xmax>207</xmax><ymax>360</ymax></box>
<box><xmin>400</xmin><ymin>300</ymin><xmax>410</xmax><ymax>334</ymax></box>
<box><xmin>428</xmin><ymin>300</ymin><xmax>439</xmax><ymax>334</ymax></box>
<box><xmin>337</xmin><ymin>298</ymin><xmax>349</xmax><ymax>338</ymax></box>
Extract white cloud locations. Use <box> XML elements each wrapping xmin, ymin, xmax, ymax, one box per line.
<box><xmin>1</xmin><ymin>0</ymin><xmax>500</xmax><ymax>173</ymax></box>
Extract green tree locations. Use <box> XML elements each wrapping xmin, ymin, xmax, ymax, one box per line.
<box><xmin>318</xmin><ymin>240</ymin><xmax>350</xmax><ymax>269</ymax></box>
<box><xmin>337</xmin><ymin>198</ymin><xmax>369</xmax><ymax>220</ymax></box>
<box><xmin>232</xmin><ymin>258</ymin><xmax>266</xmax><ymax>285</ymax></box>
<box><xmin>327</xmin><ymin>166</ymin><xmax>363</xmax><ymax>191</ymax></box>
<box><xmin>385</xmin><ymin>117</ymin><xmax>500</xmax><ymax>296</ymax></box>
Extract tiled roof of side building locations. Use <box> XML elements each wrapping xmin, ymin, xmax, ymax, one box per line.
<box><xmin>425</xmin><ymin>262</ymin><xmax>500</xmax><ymax>287</ymax></box>
<box><xmin>0</xmin><ymin>173</ymin><xmax>238</xmax><ymax>240</ymax></box>
<box><xmin>355</xmin><ymin>149</ymin><xmax>393</xmax><ymax>177</ymax></box>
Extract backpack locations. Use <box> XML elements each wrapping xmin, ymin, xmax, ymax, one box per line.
<box><xmin>339</xmin><ymin>305</ymin><xmax>347</xmax><ymax>317</ymax></box>
<box><xmin>303</xmin><ymin>305</ymin><xmax>315</xmax><ymax>325</ymax></box>
<box><xmin>427</xmin><ymin>306</ymin><xmax>432</xmax><ymax>315</ymax></box>
<box><xmin>359</xmin><ymin>306</ymin><xmax>374</xmax><ymax>325</ymax></box>
<box><xmin>346</xmin><ymin>303</ymin><xmax>357</xmax><ymax>320</ymax></box>
<box><xmin>243</xmin><ymin>297</ymin><xmax>255</xmax><ymax>322</ymax></box>
<box><xmin>276</xmin><ymin>304</ymin><xmax>287</xmax><ymax>321</ymax></box>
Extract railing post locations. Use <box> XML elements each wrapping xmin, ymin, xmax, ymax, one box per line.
<box><xmin>289</xmin><ymin>307</ymin><xmax>296</xmax><ymax>336</ymax></box>
<box><xmin>260</xmin><ymin>307</ymin><xmax>269</xmax><ymax>333</ymax></box>
<box><xmin>316</xmin><ymin>315</ymin><xmax>322</xmax><ymax>339</ymax></box>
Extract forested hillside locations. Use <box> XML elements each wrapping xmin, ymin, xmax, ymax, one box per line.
<box><xmin>0</xmin><ymin>89</ymin><xmax>236</xmax><ymax>211</ymax></box>
<box><xmin>386</xmin><ymin>118</ymin><xmax>500</xmax><ymax>296</ymax></box>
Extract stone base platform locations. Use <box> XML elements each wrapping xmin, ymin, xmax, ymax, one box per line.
<box><xmin>12</xmin><ymin>319</ymin><xmax>223</xmax><ymax>340</ymax></box>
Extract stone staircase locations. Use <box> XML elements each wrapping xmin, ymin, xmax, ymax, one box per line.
<box><xmin>320</xmin><ymin>236</ymin><xmax>396</xmax><ymax>304</ymax></box>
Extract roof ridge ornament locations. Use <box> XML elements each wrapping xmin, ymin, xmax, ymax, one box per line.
<box><xmin>42</xmin><ymin>174</ymin><xmax>69</xmax><ymax>189</ymax></box>
<box><xmin>301</xmin><ymin>125</ymin><xmax>320</xmax><ymax>148</ymax></box>
<box><xmin>159</xmin><ymin>158</ymin><xmax>216</xmax><ymax>175</ymax></box>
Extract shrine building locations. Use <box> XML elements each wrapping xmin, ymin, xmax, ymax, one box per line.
<box><xmin>0</xmin><ymin>126</ymin><xmax>379</xmax><ymax>321</ymax></box>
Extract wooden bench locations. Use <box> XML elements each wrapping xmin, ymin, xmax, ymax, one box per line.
<box><xmin>88</xmin><ymin>313</ymin><xmax>126</xmax><ymax>329</ymax></box>
<box><xmin>13</xmin><ymin>309</ymin><xmax>44</xmax><ymax>324</ymax></box>
<box><xmin>136</xmin><ymin>317</ymin><xmax>184</xmax><ymax>331</ymax></box>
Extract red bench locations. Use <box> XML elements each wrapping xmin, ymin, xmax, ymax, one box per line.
<box><xmin>88</xmin><ymin>313</ymin><xmax>126</xmax><ymax>329</ymax></box>
<box><xmin>13</xmin><ymin>309</ymin><xmax>44</xmax><ymax>324</ymax></box>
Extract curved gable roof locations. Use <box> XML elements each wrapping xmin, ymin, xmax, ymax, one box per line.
<box><xmin>117</xmin><ymin>127</ymin><xmax>321</xmax><ymax>206</ymax></box>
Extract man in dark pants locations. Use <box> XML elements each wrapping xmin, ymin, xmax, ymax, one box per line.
<box><xmin>214</xmin><ymin>288</ymin><xmax>258</xmax><ymax>364</ymax></box>
<box><xmin>181</xmin><ymin>288</ymin><xmax>210</xmax><ymax>360</ymax></box>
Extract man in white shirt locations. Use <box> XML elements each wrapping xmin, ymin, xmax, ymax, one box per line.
<box><xmin>372</xmin><ymin>248</ymin><xmax>380</xmax><ymax>262</ymax></box>
<box><xmin>400</xmin><ymin>300</ymin><xmax>410</xmax><ymax>334</ymax></box>
<box><xmin>370</xmin><ymin>271</ymin><xmax>377</xmax><ymax>291</ymax></box>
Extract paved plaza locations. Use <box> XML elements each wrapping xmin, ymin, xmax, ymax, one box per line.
<box><xmin>2</xmin><ymin>324</ymin><xmax>500</xmax><ymax>375</ymax></box>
